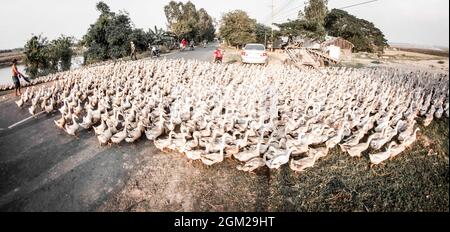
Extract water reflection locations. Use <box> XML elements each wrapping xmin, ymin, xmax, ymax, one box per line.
<box><xmin>0</xmin><ymin>56</ymin><xmax>84</xmax><ymax>85</ymax></box>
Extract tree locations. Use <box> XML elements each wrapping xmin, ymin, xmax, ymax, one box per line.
<box><xmin>325</xmin><ymin>9</ymin><xmax>388</xmax><ymax>52</ymax></box>
<box><xmin>164</xmin><ymin>1</ymin><xmax>199</xmax><ymax>41</ymax></box>
<box><xmin>255</xmin><ymin>23</ymin><xmax>271</xmax><ymax>45</ymax></box>
<box><xmin>106</xmin><ymin>12</ymin><xmax>133</xmax><ymax>59</ymax></box>
<box><xmin>148</xmin><ymin>26</ymin><xmax>163</xmax><ymax>45</ymax></box>
<box><xmin>46</xmin><ymin>35</ymin><xmax>74</xmax><ymax>72</ymax></box>
<box><xmin>275</xmin><ymin>19</ymin><xmax>326</xmax><ymax>41</ymax></box>
<box><xmin>304</xmin><ymin>0</ymin><xmax>328</xmax><ymax>40</ymax></box>
<box><xmin>297</xmin><ymin>10</ymin><xmax>305</xmax><ymax>20</ymax></box>
<box><xmin>23</xmin><ymin>35</ymin><xmax>48</xmax><ymax>77</ymax></box>
<box><xmin>147</xmin><ymin>26</ymin><xmax>176</xmax><ymax>48</ymax></box>
<box><xmin>196</xmin><ymin>8</ymin><xmax>215</xmax><ymax>41</ymax></box>
<box><xmin>82</xmin><ymin>1</ymin><xmax>134</xmax><ymax>63</ymax></box>
<box><xmin>274</xmin><ymin>0</ymin><xmax>328</xmax><ymax>42</ymax></box>
<box><xmin>96</xmin><ymin>1</ymin><xmax>110</xmax><ymax>14</ymax></box>
<box><xmin>164</xmin><ymin>1</ymin><xmax>215</xmax><ymax>42</ymax></box>
<box><xmin>219</xmin><ymin>10</ymin><xmax>257</xmax><ymax>47</ymax></box>
<box><xmin>23</xmin><ymin>34</ymin><xmax>73</xmax><ymax>77</ymax></box>
<box><xmin>129</xmin><ymin>28</ymin><xmax>148</xmax><ymax>52</ymax></box>
<box><xmin>304</xmin><ymin>0</ymin><xmax>328</xmax><ymax>25</ymax></box>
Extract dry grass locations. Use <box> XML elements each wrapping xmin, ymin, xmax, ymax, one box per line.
<box><xmin>99</xmin><ymin>119</ymin><xmax>448</xmax><ymax>212</ymax></box>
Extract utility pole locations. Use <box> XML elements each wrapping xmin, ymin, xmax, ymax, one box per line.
<box><xmin>271</xmin><ymin>0</ymin><xmax>274</xmax><ymax>51</ymax></box>
<box><xmin>264</xmin><ymin>31</ymin><xmax>267</xmax><ymax>47</ymax></box>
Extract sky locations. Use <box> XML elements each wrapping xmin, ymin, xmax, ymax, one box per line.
<box><xmin>0</xmin><ymin>0</ymin><xmax>448</xmax><ymax>50</ymax></box>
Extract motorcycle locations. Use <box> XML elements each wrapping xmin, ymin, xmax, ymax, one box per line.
<box><xmin>151</xmin><ymin>46</ymin><xmax>160</xmax><ymax>58</ymax></box>
<box><xmin>214</xmin><ymin>56</ymin><xmax>223</xmax><ymax>64</ymax></box>
<box><xmin>179</xmin><ymin>43</ymin><xmax>187</xmax><ymax>51</ymax></box>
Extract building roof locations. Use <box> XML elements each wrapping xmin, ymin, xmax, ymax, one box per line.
<box><xmin>322</xmin><ymin>37</ymin><xmax>354</xmax><ymax>49</ymax></box>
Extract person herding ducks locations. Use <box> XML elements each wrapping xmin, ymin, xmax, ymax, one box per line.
<box><xmin>11</xmin><ymin>59</ymin><xmax>25</xmax><ymax>96</ymax></box>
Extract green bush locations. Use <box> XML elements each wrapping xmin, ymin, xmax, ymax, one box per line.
<box><xmin>23</xmin><ymin>35</ymin><xmax>73</xmax><ymax>78</ymax></box>
<box><xmin>219</xmin><ymin>10</ymin><xmax>257</xmax><ymax>47</ymax></box>
<box><xmin>82</xmin><ymin>2</ymin><xmax>133</xmax><ymax>63</ymax></box>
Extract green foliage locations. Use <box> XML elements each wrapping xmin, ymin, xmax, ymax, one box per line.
<box><xmin>23</xmin><ymin>34</ymin><xmax>73</xmax><ymax>77</ymax></box>
<box><xmin>96</xmin><ymin>1</ymin><xmax>110</xmax><ymax>14</ymax></box>
<box><xmin>23</xmin><ymin>35</ymin><xmax>48</xmax><ymax>77</ymax></box>
<box><xmin>325</xmin><ymin>9</ymin><xmax>388</xmax><ymax>52</ymax></box>
<box><xmin>82</xmin><ymin>1</ymin><xmax>135</xmax><ymax>63</ymax></box>
<box><xmin>196</xmin><ymin>8</ymin><xmax>216</xmax><ymax>42</ymax></box>
<box><xmin>147</xmin><ymin>26</ymin><xmax>173</xmax><ymax>46</ymax></box>
<box><xmin>129</xmin><ymin>28</ymin><xmax>148</xmax><ymax>52</ymax></box>
<box><xmin>219</xmin><ymin>10</ymin><xmax>257</xmax><ymax>47</ymax></box>
<box><xmin>45</xmin><ymin>35</ymin><xmax>74</xmax><ymax>73</ymax></box>
<box><xmin>106</xmin><ymin>13</ymin><xmax>133</xmax><ymax>59</ymax></box>
<box><xmin>275</xmin><ymin>19</ymin><xmax>326</xmax><ymax>41</ymax></box>
<box><xmin>304</xmin><ymin>0</ymin><xmax>328</xmax><ymax>25</ymax></box>
<box><xmin>255</xmin><ymin>23</ymin><xmax>271</xmax><ymax>45</ymax></box>
<box><xmin>164</xmin><ymin>1</ymin><xmax>215</xmax><ymax>42</ymax></box>
<box><xmin>275</xmin><ymin>0</ymin><xmax>328</xmax><ymax>42</ymax></box>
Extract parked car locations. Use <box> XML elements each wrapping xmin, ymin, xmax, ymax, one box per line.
<box><xmin>241</xmin><ymin>43</ymin><xmax>268</xmax><ymax>64</ymax></box>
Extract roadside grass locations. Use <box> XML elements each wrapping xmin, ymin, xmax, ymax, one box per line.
<box><xmin>269</xmin><ymin>118</ymin><xmax>449</xmax><ymax>212</ymax></box>
<box><xmin>101</xmin><ymin>119</ymin><xmax>449</xmax><ymax>212</ymax></box>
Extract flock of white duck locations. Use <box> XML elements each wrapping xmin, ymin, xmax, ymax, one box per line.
<box><xmin>13</xmin><ymin>58</ymin><xmax>449</xmax><ymax>172</ymax></box>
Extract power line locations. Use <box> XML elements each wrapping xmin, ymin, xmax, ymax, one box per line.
<box><xmin>272</xmin><ymin>0</ymin><xmax>380</xmax><ymax>24</ymax></box>
<box><xmin>273</xmin><ymin>4</ymin><xmax>303</xmax><ymax>19</ymax></box>
<box><xmin>263</xmin><ymin>0</ymin><xmax>298</xmax><ymax>24</ymax></box>
<box><xmin>338</xmin><ymin>0</ymin><xmax>379</xmax><ymax>10</ymax></box>
<box><xmin>273</xmin><ymin>0</ymin><xmax>296</xmax><ymax>17</ymax></box>
<box><xmin>275</xmin><ymin>0</ymin><xmax>381</xmax><ymax>23</ymax></box>
<box><xmin>273</xmin><ymin>2</ymin><xmax>305</xmax><ymax>18</ymax></box>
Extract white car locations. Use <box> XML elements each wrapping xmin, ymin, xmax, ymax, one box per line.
<box><xmin>241</xmin><ymin>43</ymin><xmax>268</xmax><ymax>64</ymax></box>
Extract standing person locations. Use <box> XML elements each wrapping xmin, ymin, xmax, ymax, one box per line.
<box><xmin>213</xmin><ymin>47</ymin><xmax>223</xmax><ymax>63</ymax></box>
<box><xmin>130</xmin><ymin>41</ymin><xmax>137</xmax><ymax>60</ymax></box>
<box><xmin>11</xmin><ymin>59</ymin><xmax>23</xmax><ymax>96</ymax></box>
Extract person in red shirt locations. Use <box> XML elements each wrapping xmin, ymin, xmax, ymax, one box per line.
<box><xmin>213</xmin><ymin>48</ymin><xmax>223</xmax><ymax>63</ymax></box>
<box><xmin>181</xmin><ymin>38</ymin><xmax>187</xmax><ymax>50</ymax></box>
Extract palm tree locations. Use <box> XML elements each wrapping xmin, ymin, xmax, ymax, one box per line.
<box><xmin>148</xmin><ymin>26</ymin><xmax>168</xmax><ymax>45</ymax></box>
<box><xmin>148</xmin><ymin>26</ymin><xmax>178</xmax><ymax>49</ymax></box>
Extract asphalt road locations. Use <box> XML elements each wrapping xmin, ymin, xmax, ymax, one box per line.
<box><xmin>0</xmin><ymin>43</ymin><xmax>217</xmax><ymax>211</ymax></box>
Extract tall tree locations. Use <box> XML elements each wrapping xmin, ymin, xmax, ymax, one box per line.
<box><xmin>325</xmin><ymin>9</ymin><xmax>388</xmax><ymax>52</ymax></box>
<box><xmin>164</xmin><ymin>1</ymin><xmax>199</xmax><ymax>40</ymax></box>
<box><xmin>304</xmin><ymin>0</ymin><xmax>328</xmax><ymax>25</ymax></box>
<box><xmin>219</xmin><ymin>10</ymin><xmax>257</xmax><ymax>47</ymax></box>
<box><xmin>164</xmin><ymin>1</ymin><xmax>215</xmax><ymax>42</ymax></box>
<box><xmin>303</xmin><ymin>0</ymin><xmax>328</xmax><ymax>40</ymax></box>
<box><xmin>46</xmin><ymin>35</ymin><xmax>74</xmax><ymax>72</ymax></box>
<box><xmin>82</xmin><ymin>1</ymin><xmax>134</xmax><ymax>63</ymax></box>
<box><xmin>23</xmin><ymin>35</ymin><xmax>48</xmax><ymax>77</ymax></box>
<box><xmin>196</xmin><ymin>8</ymin><xmax>215</xmax><ymax>41</ymax></box>
<box><xmin>23</xmin><ymin>34</ymin><xmax>73</xmax><ymax>77</ymax></box>
<box><xmin>129</xmin><ymin>28</ymin><xmax>148</xmax><ymax>51</ymax></box>
<box><xmin>275</xmin><ymin>19</ymin><xmax>326</xmax><ymax>41</ymax></box>
<box><xmin>255</xmin><ymin>23</ymin><xmax>271</xmax><ymax>45</ymax></box>
<box><xmin>148</xmin><ymin>26</ymin><xmax>174</xmax><ymax>47</ymax></box>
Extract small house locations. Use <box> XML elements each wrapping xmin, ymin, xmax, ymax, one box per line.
<box><xmin>321</xmin><ymin>36</ymin><xmax>354</xmax><ymax>59</ymax></box>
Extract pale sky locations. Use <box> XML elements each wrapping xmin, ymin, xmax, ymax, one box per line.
<box><xmin>0</xmin><ymin>0</ymin><xmax>448</xmax><ymax>50</ymax></box>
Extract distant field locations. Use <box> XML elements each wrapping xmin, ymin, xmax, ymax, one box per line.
<box><xmin>0</xmin><ymin>51</ymin><xmax>24</xmax><ymax>68</ymax></box>
<box><xmin>390</xmin><ymin>46</ymin><xmax>449</xmax><ymax>57</ymax></box>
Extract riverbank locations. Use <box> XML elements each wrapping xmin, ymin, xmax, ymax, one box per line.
<box><xmin>0</xmin><ymin>50</ymin><xmax>24</xmax><ymax>68</ymax></box>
